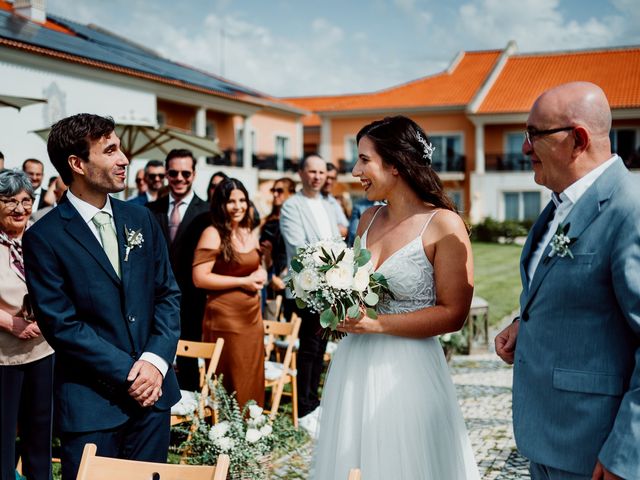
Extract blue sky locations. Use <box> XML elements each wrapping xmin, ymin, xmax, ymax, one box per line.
<box><xmin>46</xmin><ymin>0</ymin><xmax>640</xmax><ymax>97</ymax></box>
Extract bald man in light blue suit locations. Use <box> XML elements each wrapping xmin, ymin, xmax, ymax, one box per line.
<box><xmin>496</xmin><ymin>82</ymin><xmax>640</xmax><ymax>480</ymax></box>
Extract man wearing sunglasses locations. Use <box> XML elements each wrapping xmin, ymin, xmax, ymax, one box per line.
<box><xmin>147</xmin><ymin>149</ymin><xmax>209</xmax><ymax>391</ymax></box>
<box><xmin>129</xmin><ymin>160</ymin><xmax>165</xmax><ymax>206</ymax></box>
<box><xmin>495</xmin><ymin>82</ymin><xmax>640</xmax><ymax>480</ymax></box>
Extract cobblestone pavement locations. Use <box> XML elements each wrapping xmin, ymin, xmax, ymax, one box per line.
<box><xmin>273</xmin><ymin>352</ymin><xmax>531</xmax><ymax>479</ymax></box>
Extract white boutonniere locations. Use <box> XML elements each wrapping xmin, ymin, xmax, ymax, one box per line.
<box><xmin>545</xmin><ymin>223</ymin><xmax>576</xmax><ymax>263</ymax></box>
<box><xmin>124</xmin><ymin>225</ymin><xmax>144</xmax><ymax>261</ymax></box>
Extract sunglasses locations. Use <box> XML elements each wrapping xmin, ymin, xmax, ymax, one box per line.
<box><xmin>147</xmin><ymin>173</ymin><xmax>165</xmax><ymax>180</ymax></box>
<box><xmin>167</xmin><ymin>170</ymin><xmax>193</xmax><ymax>179</ymax></box>
<box><xmin>270</xmin><ymin>188</ymin><xmax>285</xmax><ymax>194</ymax></box>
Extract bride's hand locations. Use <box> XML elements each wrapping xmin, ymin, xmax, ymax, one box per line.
<box><xmin>337</xmin><ymin>310</ymin><xmax>383</xmax><ymax>335</ymax></box>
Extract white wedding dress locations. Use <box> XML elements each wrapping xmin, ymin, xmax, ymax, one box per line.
<box><xmin>312</xmin><ymin>210</ymin><xmax>480</xmax><ymax>480</ymax></box>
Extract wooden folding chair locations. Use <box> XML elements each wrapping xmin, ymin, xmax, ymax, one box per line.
<box><xmin>171</xmin><ymin>338</ymin><xmax>224</xmax><ymax>427</ymax></box>
<box><xmin>263</xmin><ymin>315</ymin><xmax>301</xmax><ymax>427</ymax></box>
<box><xmin>75</xmin><ymin>443</ymin><xmax>229</xmax><ymax>480</ymax></box>
<box><xmin>348</xmin><ymin>468</ymin><xmax>362</xmax><ymax>480</ymax></box>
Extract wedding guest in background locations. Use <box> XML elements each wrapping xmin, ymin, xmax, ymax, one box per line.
<box><xmin>129</xmin><ymin>160</ymin><xmax>165</xmax><ymax>206</ymax></box>
<box><xmin>193</xmin><ymin>178</ymin><xmax>266</xmax><ymax>408</ymax></box>
<box><xmin>30</xmin><ymin>176</ymin><xmax>68</xmax><ymax>223</ymax></box>
<box><xmin>0</xmin><ymin>170</ymin><xmax>54</xmax><ymax>480</ymax></box>
<box><xmin>280</xmin><ymin>154</ymin><xmax>340</xmax><ymax>436</ymax></box>
<box><xmin>147</xmin><ymin>149</ymin><xmax>209</xmax><ymax>392</ymax></box>
<box><xmin>321</xmin><ymin>162</ymin><xmax>348</xmax><ymax>237</ymax></box>
<box><xmin>22</xmin><ymin>159</ymin><xmax>50</xmax><ymax>212</ymax></box>
<box><xmin>496</xmin><ymin>82</ymin><xmax>640</xmax><ymax>480</ymax></box>
<box><xmin>347</xmin><ymin>197</ymin><xmax>376</xmax><ymax>246</ymax></box>
<box><xmin>206</xmin><ymin>171</ymin><xmax>229</xmax><ymax>203</ymax></box>
<box><xmin>260</xmin><ymin>177</ymin><xmax>296</xmax><ymax>310</ymax></box>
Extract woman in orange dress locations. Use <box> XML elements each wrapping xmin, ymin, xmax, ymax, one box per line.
<box><xmin>192</xmin><ymin>178</ymin><xmax>267</xmax><ymax>408</ymax></box>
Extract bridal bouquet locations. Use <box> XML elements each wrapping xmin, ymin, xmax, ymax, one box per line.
<box><xmin>286</xmin><ymin>236</ymin><xmax>392</xmax><ymax>340</ymax></box>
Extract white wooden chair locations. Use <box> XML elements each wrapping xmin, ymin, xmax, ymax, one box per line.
<box><xmin>263</xmin><ymin>315</ymin><xmax>301</xmax><ymax>427</ymax></box>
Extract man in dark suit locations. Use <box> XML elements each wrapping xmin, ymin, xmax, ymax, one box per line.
<box><xmin>147</xmin><ymin>149</ymin><xmax>209</xmax><ymax>391</ymax></box>
<box><xmin>128</xmin><ymin>160</ymin><xmax>165</xmax><ymax>206</ymax></box>
<box><xmin>22</xmin><ymin>158</ymin><xmax>51</xmax><ymax>211</ymax></box>
<box><xmin>23</xmin><ymin>114</ymin><xmax>181</xmax><ymax>480</ymax></box>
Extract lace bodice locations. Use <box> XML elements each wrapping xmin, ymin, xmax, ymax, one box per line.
<box><xmin>362</xmin><ymin>209</ymin><xmax>436</xmax><ymax>315</ymax></box>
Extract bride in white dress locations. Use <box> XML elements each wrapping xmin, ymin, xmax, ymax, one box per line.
<box><xmin>312</xmin><ymin>116</ymin><xmax>480</xmax><ymax>480</ymax></box>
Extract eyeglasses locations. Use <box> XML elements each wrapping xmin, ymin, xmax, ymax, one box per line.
<box><xmin>0</xmin><ymin>197</ymin><xmax>34</xmax><ymax>211</ymax></box>
<box><xmin>525</xmin><ymin>126</ymin><xmax>574</xmax><ymax>145</ymax></box>
<box><xmin>270</xmin><ymin>188</ymin><xmax>285</xmax><ymax>195</ymax></box>
<box><xmin>167</xmin><ymin>170</ymin><xmax>193</xmax><ymax>179</ymax></box>
<box><xmin>147</xmin><ymin>173</ymin><xmax>165</xmax><ymax>180</ymax></box>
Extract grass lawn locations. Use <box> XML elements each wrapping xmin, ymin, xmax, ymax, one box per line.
<box><xmin>472</xmin><ymin>241</ymin><xmax>523</xmax><ymax>327</ymax></box>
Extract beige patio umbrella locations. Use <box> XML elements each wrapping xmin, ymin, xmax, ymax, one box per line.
<box><xmin>0</xmin><ymin>94</ymin><xmax>47</xmax><ymax>110</ymax></box>
<box><xmin>32</xmin><ymin>121</ymin><xmax>222</xmax><ymax>160</ymax></box>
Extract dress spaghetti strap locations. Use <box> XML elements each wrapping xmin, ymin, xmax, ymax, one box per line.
<box><xmin>362</xmin><ymin>205</ymin><xmax>385</xmax><ymax>238</ymax></box>
<box><xmin>419</xmin><ymin>210</ymin><xmax>439</xmax><ymax>237</ymax></box>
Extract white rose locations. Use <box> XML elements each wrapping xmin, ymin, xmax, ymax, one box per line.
<box><xmin>325</xmin><ymin>266</ymin><xmax>353</xmax><ymax>290</ymax></box>
<box><xmin>311</xmin><ymin>248</ymin><xmax>327</xmax><ymax>266</ymax></box>
<box><xmin>208</xmin><ymin>421</ymin><xmax>230</xmax><ymax>440</ymax></box>
<box><xmin>441</xmin><ymin>333</ymin><xmax>452</xmax><ymax>342</ymax></box>
<box><xmin>245</xmin><ymin>428</ymin><xmax>262</xmax><ymax>443</ymax></box>
<box><xmin>214</xmin><ymin>436</ymin><xmax>234</xmax><ymax>452</ymax></box>
<box><xmin>340</xmin><ymin>248</ymin><xmax>355</xmax><ymax>266</ymax></box>
<box><xmin>297</xmin><ymin>269</ymin><xmax>319</xmax><ymax>291</ymax></box>
<box><xmin>248</xmin><ymin>404</ymin><xmax>263</xmax><ymax>419</ymax></box>
<box><xmin>352</xmin><ymin>266</ymin><xmax>370</xmax><ymax>292</ymax></box>
<box><xmin>260</xmin><ymin>424</ymin><xmax>273</xmax><ymax>436</ymax></box>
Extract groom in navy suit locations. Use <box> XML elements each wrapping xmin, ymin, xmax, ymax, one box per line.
<box><xmin>496</xmin><ymin>82</ymin><xmax>640</xmax><ymax>479</ymax></box>
<box><xmin>23</xmin><ymin>114</ymin><xmax>181</xmax><ymax>480</ymax></box>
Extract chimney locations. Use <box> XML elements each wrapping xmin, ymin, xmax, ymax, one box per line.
<box><xmin>13</xmin><ymin>0</ymin><xmax>47</xmax><ymax>24</ymax></box>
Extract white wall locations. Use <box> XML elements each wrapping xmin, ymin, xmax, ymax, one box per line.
<box><xmin>470</xmin><ymin>171</ymin><xmax>551</xmax><ymax>223</ymax></box>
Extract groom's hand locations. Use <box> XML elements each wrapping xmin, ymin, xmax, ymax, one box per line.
<box><xmin>495</xmin><ymin>320</ymin><xmax>519</xmax><ymax>364</ymax></box>
<box><xmin>592</xmin><ymin>460</ymin><xmax>622</xmax><ymax>479</ymax></box>
<box><xmin>127</xmin><ymin>360</ymin><xmax>163</xmax><ymax>407</ymax></box>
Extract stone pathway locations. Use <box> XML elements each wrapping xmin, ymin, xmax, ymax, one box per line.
<box><xmin>273</xmin><ymin>351</ymin><xmax>530</xmax><ymax>479</ymax></box>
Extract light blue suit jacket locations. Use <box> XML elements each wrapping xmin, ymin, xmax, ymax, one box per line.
<box><xmin>279</xmin><ymin>191</ymin><xmax>340</xmax><ymax>299</ymax></box>
<box><xmin>513</xmin><ymin>158</ymin><xmax>640</xmax><ymax>478</ymax></box>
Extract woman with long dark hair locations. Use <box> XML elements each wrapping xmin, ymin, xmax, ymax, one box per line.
<box><xmin>313</xmin><ymin>116</ymin><xmax>479</xmax><ymax>479</ymax></box>
<box><xmin>192</xmin><ymin>178</ymin><xmax>266</xmax><ymax>408</ymax></box>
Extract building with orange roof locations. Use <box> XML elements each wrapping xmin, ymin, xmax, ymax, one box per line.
<box><xmin>286</xmin><ymin>42</ymin><xmax>640</xmax><ymax>223</ymax></box>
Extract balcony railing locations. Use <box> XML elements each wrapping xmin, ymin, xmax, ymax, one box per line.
<box><xmin>485</xmin><ymin>153</ymin><xmax>532</xmax><ymax>171</ymax></box>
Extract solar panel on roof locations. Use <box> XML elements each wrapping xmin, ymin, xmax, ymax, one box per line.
<box><xmin>0</xmin><ymin>10</ymin><xmax>266</xmax><ymax>99</ymax></box>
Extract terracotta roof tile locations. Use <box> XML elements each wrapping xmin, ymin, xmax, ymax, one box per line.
<box><xmin>285</xmin><ymin>50</ymin><xmax>502</xmax><ymax>125</ymax></box>
<box><xmin>478</xmin><ymin>47</ymin><xmax>640</xmax><ymax>113</ymax></box>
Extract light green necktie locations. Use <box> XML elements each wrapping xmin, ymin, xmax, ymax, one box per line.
<box><xmin>92</xmin><ymin>211</ymin><xmax>120</xmax><ymax>278</ymax></box>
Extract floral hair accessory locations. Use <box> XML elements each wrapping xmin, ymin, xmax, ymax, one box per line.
<box><xmin>416</xmin><ymin>131</ymin><xmax>435</xmax><ymax>164</ymax></box>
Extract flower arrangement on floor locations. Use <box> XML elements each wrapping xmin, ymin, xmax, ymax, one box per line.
<box><xmin>177</xmin><ymin>378</ymin><xmax>306</xmax><ymax>480</ymax></box>
<box><xmin>285</xmin><ymin>236</ymin><xmax>392</xmax><ymax>340</ymax></box>
<box><xmin>439</xmin><ymin>331</ymin><xmax>468</xmax><ymax>361</ymax></box>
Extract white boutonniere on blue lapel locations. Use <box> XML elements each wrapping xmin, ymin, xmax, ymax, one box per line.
<box><xmin>123</xmin><ymin>225</ymin><xmax>144</xmax><ymax>261</ymax></box>
<box><xmin>544</xmin><ymin>223</ymin><xmax>576</xmax><ymax>263</ymax></box>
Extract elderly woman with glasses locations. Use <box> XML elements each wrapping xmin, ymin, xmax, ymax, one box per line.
<box><xmin>0</xmin><ymin>170</ymin><xmax>54</xmax><ymax>480</ymax></box>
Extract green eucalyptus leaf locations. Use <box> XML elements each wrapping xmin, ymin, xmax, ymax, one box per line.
<box><xmin>364</xmin><ymin>291</ymin><xmax>379</xmax><ymax>306</ymax></box>
<box><xmin>366</xmin><ymin>308</ymin><xmax>378</xmax><ymax>319</ymax></box>
<box><xmin>320</xmin><ymin>308</ymin><xmax>336</xmax><ymax>329</ymax></box>
<box><xmin>347</xmin><ymin>304</ymin><xmax>360</xmax><ymax>319</ymax></box>
<box><xmin>356</xmin><ymin>249</ymin><xmax>372</xmax><ymax>266</ymax></box>
<box><xmin>291</xmin><ymin>258</ymin><xmax>304</xmax><ymax>273</ymax></box>
<box><xmin>295</xmin><ymin>298</ymin><xmax>307</xmax><ymax>309</ymax></box>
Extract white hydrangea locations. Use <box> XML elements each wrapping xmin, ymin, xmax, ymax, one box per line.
<box><xmin>245</xmin><ymin>428</ymin><xmax>262</xmax><ymax>443</ymax></box>
<box><xmin>214</xmin><ymin>436</ymin><xmax>234</xmax><ymax>452</ymax></box>
<box><xmin>208</xmin><ymin>420</ymin><xmax>230</xmax><ymax>440</ymax></box>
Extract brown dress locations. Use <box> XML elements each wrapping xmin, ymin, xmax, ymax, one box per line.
<box><xmin>193</xmin><ymin>247</ymin><xmax>265</xmax><ymax>408</ymax></box>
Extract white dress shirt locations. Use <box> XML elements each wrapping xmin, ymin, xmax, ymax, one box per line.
<box><xmin>527</xmin><ymin>155</ymin><xmax>618</xmax><ymax>281</ymax></box>
<box><xmin>66</xmin><ymin>189</ymin><xmax>169</xmax><ymax>377</ymax></box>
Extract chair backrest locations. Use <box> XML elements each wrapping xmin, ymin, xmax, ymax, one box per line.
<box><xmin>176</xmin><ymin>339</ymin><xmax>224</xmax><ymax>403</ymax></box>
<box><xmin>75</xmin><ymin>443</ymin><xmax>230</xmax><ymax>480</ymax></box>
<box><xmin>348</xmin><ymin>468</ymin><xmax>362</xmax><ymax>480</ymax></box>
<box><xmin>264</xmin><ymin>315</ymin><xmax>301</xmax><ymax>369</ymax></box>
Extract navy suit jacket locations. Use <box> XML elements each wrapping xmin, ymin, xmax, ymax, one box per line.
<box><xmin>23</xmin><ymin>195</ymin><xmax>181</xmax><ymax>433</ymax></box>
<box><xmin>147</xmin><ymin>194</ymin><xmax>210</xmax><ymax>341</ymax></box>
<box><xmin>513</xmin><ymin>158</ymin><xmax>640</xmax><ymax>478</ymax></box>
